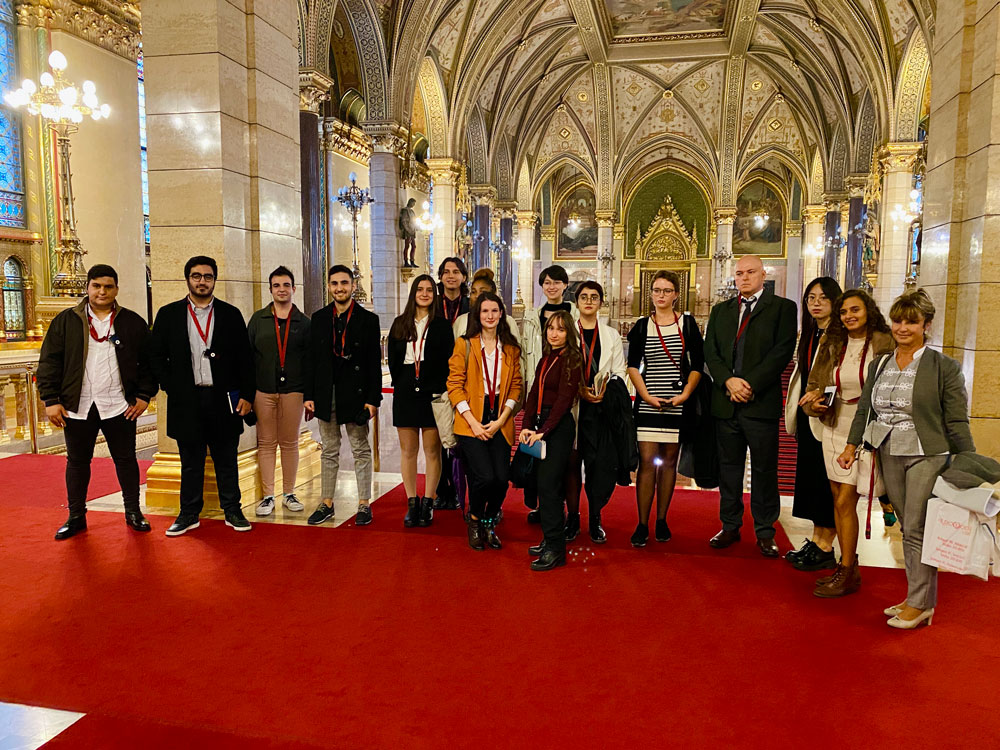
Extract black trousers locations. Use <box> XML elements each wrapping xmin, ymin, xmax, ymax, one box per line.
<box><xmin>63</xmin><ymin>404</ymin><xmax>139</xmax><ymax>517</ymax></box>
<box><xmin>716</xmin><ymin>410</ymin><xmax>780</xmax><ymax>539</ymax></box>
<box><xmin>176</xmin><ymin>388</ymin><xmax>242</xmax><ymax>516</ymax></box>
<box><xmin>457</xmin><ymin>433</ymin><xmax>510</xmax><ymax>521</ymax></box>
<box><xmin>537</xmin><ymin>412</ymin><xmax>576</xmax><ymax>552</ymax></box>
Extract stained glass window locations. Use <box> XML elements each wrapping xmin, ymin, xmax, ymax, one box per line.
<box><xmin>138</xmin><ymin>50</ymin><xmax>149</xmax><ymax>245</ymax></box>
<box><xmin>2</xmin><ymin>256</ymin><xmax>25</xmax><ymax>340</ymax></box>
<box><xmin>0</xmin><ymin>4</ymin><xmax>24</xmax><ymax>229</ymax></box>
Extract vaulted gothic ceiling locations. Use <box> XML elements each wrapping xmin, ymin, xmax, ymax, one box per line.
<box><xmin>300</xmin><ymin>0</ymin><xmax>934</xmax><ymax>211</ymax></box>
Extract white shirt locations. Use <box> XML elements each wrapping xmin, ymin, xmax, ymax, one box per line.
<box><xmin>457</xmin><ymin>339</ymin><xmax>517</xmax><ymax>415</ymax></box>
<box><xmin>404</xmin><ymin>315</ymin><xmax>429</xmax><ymax>364</ymax></box>
<box><xmin>66</xmin><ymin>305</ymin><xmax>129</xmax><ymax>421</ymax></box>
<box><xmin>187</xmin><ymin>298</ymin><xmax>215</xmax><ymax>386</ymax></box>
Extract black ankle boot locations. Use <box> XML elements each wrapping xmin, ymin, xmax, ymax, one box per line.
<box><xmin>531</xmin><ymin>547</ymin><xmax>566</xmax><ymax>571</ymax></box>
<box><xmin>483</xmin><ymin>519</ymin><xmax>502</xmax><ymax>549</ymax></box>
<box><xmin>419</xmin><ymin>497</ymin><xmax>434</xmax><ymax>527</ymax></box>
<box><xmin>404</xmin><ymin>497</ymin><xmax>420</xmax><ymax>527</ymax></box>
<box><xmin>564</xmin><ymin>512</ymin><xmax>581</xmax><ymax>541</ymax></box>
<box><xmin>467</xmin><ymin>517</ymin><xmax>485</xmax><ymax>550</ymax></box>
<box><xmin>54</xmin><ymin>515</ymin><xmax>87</xmax><ymax>541</ymax></box>
<box><xmin>125</xmin><ymin>510</ymin><xmax>151</xmax><ymax>532</ymax></box>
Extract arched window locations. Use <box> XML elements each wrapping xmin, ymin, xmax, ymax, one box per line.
<box><xmin>0</xmin><ymin>1</ymin><xmax>24</xmax><ymax>227</ymax></box>
<box><xmin>2</xmin><ymin>256</ymin><xmax>26</xmax><ymax>340</ymax></box>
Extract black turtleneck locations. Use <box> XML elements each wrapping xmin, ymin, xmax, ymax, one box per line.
<box><xmin>539</xmin><ymin>301</ymin><xmax>572</xmax><ymax>327</ymax></box>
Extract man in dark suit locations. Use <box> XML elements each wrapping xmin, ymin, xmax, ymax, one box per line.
<box><xmin>303</xmin><ymin>264</ymin><xmax>382</xmax><ymax>526</ymax></box>
<box><xmin>149</xmin><ymin>255</ymin><xmax>256</xmax><ymax>536</ymax></box>
<box><xmin>703</xmin><ymin>254</ymin><xmax>797</xmax><ymax>556</ymax></box>
<box><xmin>38</xmin><ymin>264</ymin><xmax>158</xmax><ymax>540</ymax></box>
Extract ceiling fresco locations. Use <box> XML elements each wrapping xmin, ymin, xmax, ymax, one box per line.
<box><xmin>604</xmin><ymin>0</ymin><xmax>729</xmax><ymax>39</ymax></box>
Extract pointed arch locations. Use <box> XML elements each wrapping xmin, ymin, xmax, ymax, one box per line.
<box><xmin>893</xmin><ymin>30</ymin><xmax>930</xmax><ymax>142</ymax></box>
<box><xmin>340</xmin><ymin>0</ymin><xmax>390</xmax><ymax>121</ymax></box>
<box><xmin>416</xmin><ymin>56</ymin><xmax>449</xmax><ymax>157</ymax></box>
<box><xmin>492</xmin><ymin>136</ymin><xmax>513</xmax><ymax>201</ymax></box>
<box><xmin>854</xmin><ymin>91</ymin><xmax>878</xmax><ymax>172</ymax></box>
<box><xmin>809</xmin><ymin>148</ymin><xmax>825</xmax><ymax>204</ymax></box>
<box><xmin>516</xmin><ymin>157</ymin><xmax>532</xmax><ymax>207</ymax></box>
<box><xmin>466</xmin><ymin>105</ymin><xmax>489</xmax><ymax>184</ymax></box>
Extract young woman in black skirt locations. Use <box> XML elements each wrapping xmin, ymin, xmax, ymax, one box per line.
<box><xmin>784</xmin><ymin>276</ymin><xmax>841</xmax><ymax>570</ymax></box>
<box><xmin>388</xmin><ymin>275</ymin><xmax>455</xmax><ymax>528</ymax></box>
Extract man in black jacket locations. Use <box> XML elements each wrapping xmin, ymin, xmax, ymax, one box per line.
<box><xmin>703</xmin><ymin>255</ymin><xmax>797</xmax><ymax>557</ymax></box>
<box><xmin>303</xmin><ymin>265</ymin><xmax>382</xmax><ymax>526</ymax></box>
<box><xmin>149</xmin><ymin>256</ymin><xmax>255</xmax><ymax>536</ymax></box>
<box><xmin>37</xmin><ymin>264</ymin><xmax>158</xmax><ymax>540</ymax></box>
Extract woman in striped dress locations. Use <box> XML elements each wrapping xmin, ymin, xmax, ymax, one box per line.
<box><xmin>626</xmin><ymin>270</ymin><xmax>704</xmax><ymax>548</ymax></box>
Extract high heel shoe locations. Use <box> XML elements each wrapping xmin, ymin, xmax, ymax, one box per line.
<box><xmin>887</xmin><ymin>608</ymin><xmax>934</xmax><ymax>629</ymax></box>
<box><xmin>883</xmin><ymin>601</ymin><xmax>907</xmax><ymax>617</ymax></box>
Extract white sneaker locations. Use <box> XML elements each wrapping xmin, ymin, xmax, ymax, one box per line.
<box><xmin>255</xmin><ymin>496</ymin><xmax>275</xmax><ymax>517</ymax></box>
<box><xmin>283</xmin><ymin>493</ymin><xmax>304</xmax><ymax>512</ymax></box>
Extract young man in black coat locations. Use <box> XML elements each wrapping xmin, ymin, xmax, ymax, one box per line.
<box><xmin>37</xmin><ymin>264</ymin><xmax>158</xmax><ymax>540</ymax></box>
<box><xmin>303</xmin><ymin>265</ymin><xmax>382</xmax><ymax>526</ymax></box>
<box><xmin>703</xmin><ymin>254</ymin><xmax>797</xmax><ymax>557</ymax></box>
<box><xmin>149</xmin><ymin>256</ymin><xmax>256</xmax><ymax>536</ymax></box>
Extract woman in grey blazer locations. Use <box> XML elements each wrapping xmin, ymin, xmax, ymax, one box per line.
<box><xmin>838</xmin><ymin>289</ymin><xmax>974</xmax><ymax>629</ymax></box>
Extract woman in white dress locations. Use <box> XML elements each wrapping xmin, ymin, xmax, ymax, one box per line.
<box><xmin>801</xmin><ymin>290</ymin><xmax>893</xmax><ymax>598</ymax></box>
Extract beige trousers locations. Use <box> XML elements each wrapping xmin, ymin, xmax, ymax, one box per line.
<box><xmin>254</xmin><ymin>391</ymin><xmax>303</xmax><ymax>496</ymax></box>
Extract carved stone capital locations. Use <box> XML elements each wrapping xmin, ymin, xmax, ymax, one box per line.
<box><xmin>470</xmin><ymin>184</ymin><xmax>498</xmax><ymax>208</ymax></box>
<box><xmin>845</xmin><ymin>174</ymin><xmax>868</xmax><ymax>198</ymax></box>
<box><xmin>785</xmin><ymin>225</ymin><xmax>803</xmax><ymax>238</ymax></box>
<box><xmin>515</xmin><ymin>211</ymin><xmax>538</xmax><ymax>229</ymax></box>
<box><xmin>803</xmin><ymin>205</ymin><xmax>827</xmax><ymax>224</ymax></box>
<box><xmin>714</xmin><ymin>208</ymin><xmax>737</xmax><ymax>225</ymax></box>
<box><xmin>425</xmin><ymin>158</ymin><xmax>462</xmax><ymax>187</ymax></box>
<box><xmin>540</xmin><ymin>227</ymin><xmax>556</xmax><ymax>241</ymax></box>
<box><xmin>299</xmin><ymin>69</ymin><xmax>334</xmax><ymax>113</ymax></box>
<box><xmin>322</xmin><ymin>117</ymin><xmax>372</xmax><ymax>163</ymax></box>
<box><xmin>595</xmin><ymin>210</ymin><xmax>617</xmax><ymax>228</ymax></box>
<box><xmin>18</xmin><ymin>0</ymin><xmax>141</xmax><ymax>61</ymax></box>
<box><xmin>362</xmin><ymin>120</ymin><xmax>409</xmax><ymax>156</ymax></box>
<box><xmin>879</xmin><ymin>142</ymin><xmax>924</xmax><ymax>173</ymax></box>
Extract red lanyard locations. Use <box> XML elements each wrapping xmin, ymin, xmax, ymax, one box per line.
<box><xmin>735</xmin><ymin>297</ymin><xmax>753</xmax><ymax>341</ymax></box>
<box><xmin>578</xmin><ymin>322</ymin><xmax>599</xmax><ymax>377</ymax></box>
<box><xmin>653</xmin><ymin>313</ymin><xmax>685</xmax><ymax>371</ymax></box>
<box><xmin>807</xmin><ymin>330</ymin><xmax>818</xmax><ymax>368</ymax></box>
<box><xmin>482</xmin><ymin>342</ymin><xmax>501</xmax><ymax>413</ymax></box>
<box><xmin>536</xmin><ymin>351</ymin><xmax>563</xmax><ymax>417</ymax></box>
<box><xmin>273</xmin><ymin>308</ymin><xmax>292</xmax><ymax>369</ymax></box>
<box><xmin>87</xmin><ymin>307</ymin><xmax>117</xmax><ymax>343</ymax></box>
<box><xmin>333</xmin><ymin>302</ymin><xmax>354</xmax><ymax>356</ymax></box>
<box><xmin>412</xmin><ymin>319</ymin><xmax>428</xmax><ymax>379</ymax></box>
<box><xmin>188</xmin><ymin>302</ymin><xmax>213</xmax><ymax>345</ymax></box>
<box><xmin>835</xmin><ymin>337</ymin><xmax>870</xmax><ymax>404</ymax></box>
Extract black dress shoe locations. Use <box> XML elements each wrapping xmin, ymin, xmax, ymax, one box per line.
<box><xmin>404</xmin><ymin>497</ymin><xmax>420</xmax><ymax>527</ymax></box>
<box><xmin>530</xmin><ymin>548</ymin><xmax>566</xmax><ymax>571</ymax></box>
<box><xmin>528</xmin><ymin>539</ymin><xmax>548</xmax><ymax>555</ymax></box>
<box><xmin>709</xmin><ymin>528</ymin><xmax>741</xmax><ymax>548</ymax></box>
<box><xmin>655</xmin><ymin>519</ymin><xmax>671</xmax><ymax>542</ymax></box>
<box><xmin>526</xmin><ymin>509</ymin><xmax>541</xmax><ymax>524</ymax></box>
<box><xmin>54</xmin><ymin>515</ymin><xmax>87</xmax><ymax>541</ymax></box>
<box><xmin>418</xmin><ymin>497</ymin><xmax>434</xmax><ymax>527</ymax></box>
<box><xmin>589</xmin><ymin>516</ymin><xmax>606</xmax><ymax>544</ymax></box>
<box><xmin>125</xmin><ymin>511</ymin><xmax>151</xmax><ymax>532</ymax></box>
<box><xmin>355</xmin><ymin>504</ymin><xmax>373</xmax><ymax>526</ymax></box>
<box><xmin>630</xmin><ymin>523</ymin><xmax>649</xmax><ymax>548</ymax></box>
<box><xmin>224</xmin><ymin>508</ymin><xmax>252</xmax><ymax>531</ymax></box>
<box><xmin>483</xmin><ymin>520</ymin><xmax>502</xmax><ymax>549</ymax></box>
<box><xmin>793</xmin><ymin>543</ymin><xmax>837</xmax><ymax>571</ymax></box>
<box><xmin>564</xmin><ymin>512</ymin><xmax>580</xmax><ymax>541</ymax></box>
<box><xmin>756</xmin><ymin>537</ymin><xmax>779</xmax><ymax>557</ymax></box>
<box><xmin>785</xmin><ymin>539</ymin><xmax>815</xmax><ymax>564</ymax></box>
<box><xmin>165</xmin><ymin>514</ymin><xmax>200</xmax><ymax>537</ymax></box>
<box><xmin>467</xmin><ymin>518</ymin><xmax>485</xmax><ymax>550</ymax></box>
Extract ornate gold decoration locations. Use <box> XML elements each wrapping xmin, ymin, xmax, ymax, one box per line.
<box><xmin>299</xmin><ymin>69</ymin><xmax>334</xmax><ymax>113</ymax></box>
<box><xmin>363</xmin><ymin>120</ymin><xmax>409</xmax><ymax>156</ymax></box>
<box><xmin>540</xmin><ymin>227</ymin><xmax>556</xmax><ymax>241</ymax></box>
<box><xmin>714</xmin><ymin>208</ymin><xmax>737</xmax><ymax>225</ymax></box>
<box><xmin>17</xmin><ymin>0</ymin><xmax>141</xmax><ymax>61</ymax></box>
<box><xmin>426</xmin><ymin>158</ymin><xmax>462</xmax><ymax>187</ymax></box>
<box><xmin>894</xmin><ymin>32</ymin><xmax>930</xmax><ymax>141</ymax></box>
<box><xmin>515</xmin><ymin>210</ymin><xmax>538</xmax><ymax>229</ymax></box>
<box><xmin>323</xmin><ymin>116</ymin><xmax>372</xmax><ymax>163</ymax></box>
<box><xmin>879</xmin><ymin>142</ymin><xmax>923</xmax><ymax>173</ymax></box>
<box><xmin>595</xmin><ymin>210</ymin><xmax>616</xmax><ymax>228</ymax></box>
<box><xmin>634</xmin><ymin>196</ymin><xmax>697</xmax><ymax>261</ymax></box>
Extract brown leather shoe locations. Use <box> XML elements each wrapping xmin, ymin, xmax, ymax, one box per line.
<box><xmin>813</xmin><ymin>559</ymin><xmax>861</xmax><ymax>598</ymax></box>
<box><xmin>815</xmin><ymin>563</ymin><xmax>842</xmax><ymax>586</ymax></box>
<box><xmin>756</xmin><ymin>537</ymin><xmax>779</xmax><ymax>557</ymax></box>
<box><xmin>709</xmin><ymin>528</ymin><xmax>741</xmax><ymax>548</ymax></box>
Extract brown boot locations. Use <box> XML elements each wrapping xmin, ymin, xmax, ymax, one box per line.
<box><xmin>813</xmin><ymin>558</ymin><xmax>861</xmax><ymax>598</ymax></box>
<box><xmin>815</xmin><ymin>563</ymin><xmax>842</xmax><ymax>586</ymax></box>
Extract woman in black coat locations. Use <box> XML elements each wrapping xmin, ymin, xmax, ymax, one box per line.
<box><xmin>388</xmin><ymin>275</ymin><xmax>455</xmax><ymax>527</ymax></box>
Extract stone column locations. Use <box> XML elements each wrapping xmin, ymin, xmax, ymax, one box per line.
<box><xmin>785</xmin><ymin>223</ymin><xmax>803</xmax><ymax>310</ymax></box>
<box><xmin>921</xmin><ymin>3</ymin><xmax>1000</xmax><ymax>450</ymax></box>
<box><xmin>876</xmin><ymin>143</ymin><xmax>922</xmax><ymax>312</ymax></box>
<box><xmin>596</xmin><ymin>210</ymin><xmax>615</xmax><ymax>305</ymax></box>
<box><xmin>364</xmin><ymin>127</ymin><xmax>407</xmax><ymax>324</ymax></box>
<box><xmin>143</xmin><ymin>0</ymin><xmax>305</xmax><ymax>508</ymax></box>
<box><xmin>498</xmin><ymin>211</ymin><xmax>514</xmax><ymax>310</ymax></box>
<box><xmin>801</xmin><ymin>206</ymin><xmax>826</xmax><ymax>284</ymax></box>
<box><xmin>713</xmin><ymin>209</ymin><xmax>736</xmax><ymax>300</ymax></box>
<box><xmin>822</xmin><ymin>202</ymin><xmax>843</xmax><ymax>282</ymax></box>
<box><xmin>299</xmin><ymin>70</ymin><xmax>333</xmax><ymax>315</ymax></box>
<box><xmin>515</xmin><ymin>210</ymin><xmax>537</xmax><ymax>312</ymax></box>
<box><xmin>426</xmin><ymin>158</ymin><xmax>461</xmax><ymax>262</ymax></box>
<box><xmin>470</xmin><ymin>186</ymin><xmax>496</xmax><ymax>272</ymax></box>
<box><xmin>844</xmin><ymin>177</ymin><xmax>867</xmax><ymax>290</ymax></box>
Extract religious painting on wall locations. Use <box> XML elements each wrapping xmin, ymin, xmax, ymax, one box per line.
<box><xmin>556</xmin><ymin>185</ymin><xmax>598</xmax><ymax>260</ymax></box>
<box><xmin>605</xmin><ymin>0</ymin><xmax>729</xmax><ymax>39</ymax></box>
<box><xmin>733</xmin><ymin>181</ymin><xmax>784</xmax><ymax>256</ymax></box>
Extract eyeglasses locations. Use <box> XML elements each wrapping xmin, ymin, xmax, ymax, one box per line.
<box><xmin>651</xmin><ymin>287</ymin><xmax>675</xmax><ymax>296</ymax></box>
<box><xmin>578</xmin><ymin>294</ymin><xmax>601</xmax><ymax>303</ymax></box>
<box><xmin>189</xmin><ymin>273</ymin><xmax>215</xmax><ymax>282</ymax></box>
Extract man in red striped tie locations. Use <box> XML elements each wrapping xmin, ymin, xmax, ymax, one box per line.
<box><xmin>703</xmin><ymin>254</ymin><xmax>797</xmax><ymax>557</ymax></box>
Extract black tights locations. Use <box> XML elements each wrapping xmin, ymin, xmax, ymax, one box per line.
<box><xmin>635</xmin><ymin>441</ymin><xmax>681</xmax><ymax>525</ymax></box>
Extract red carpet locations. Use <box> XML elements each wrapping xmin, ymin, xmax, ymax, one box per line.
<box><xmin>0</xmin><ymin>466</ymin><xmax>996</xmax><ymax>748</ymax></box>
<box><xmin>0</xmin><ymin>454</ymin><xmax>152</xmax><ymax>509</ymax></box>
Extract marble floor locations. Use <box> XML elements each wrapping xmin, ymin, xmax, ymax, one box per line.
<box><xmin>0</xmin><ymin>702</ymin><xmax>82</xmax><ymax>750</ymax></box>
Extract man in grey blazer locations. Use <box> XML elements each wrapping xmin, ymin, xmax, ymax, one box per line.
<box><xmin>703</xmin><ymin>255</ymin><xmax>798</xmax><ymax>556</ymax></box>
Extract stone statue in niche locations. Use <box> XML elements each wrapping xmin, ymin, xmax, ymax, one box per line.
<box><xmin>861</xmin><ymin>212</ymin><xmax>879</xmax><ymax>277</ymax></box>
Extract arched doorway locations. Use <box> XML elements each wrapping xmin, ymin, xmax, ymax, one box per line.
<box><xmin>2</xmin><ymin>256</ymin><xmax>26</xmax><ymax>341</ymax></box>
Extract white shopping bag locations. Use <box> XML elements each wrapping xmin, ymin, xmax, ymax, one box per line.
<box><xmin>921</xmin><ymin>497</ymin><xmax>999</xmax><ymax>581</ymax></box>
